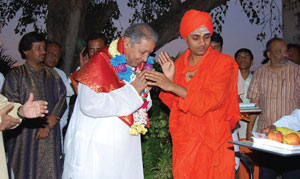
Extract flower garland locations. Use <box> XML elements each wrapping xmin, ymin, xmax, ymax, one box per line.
<box><xmin>109</xmin><ymin>38</ymin><xmax>153</xmax><ymax>136</ymax></box>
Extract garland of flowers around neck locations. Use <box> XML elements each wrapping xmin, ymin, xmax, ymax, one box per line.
<box><xmin>109</xmin><ymin>38</ymin><xmax>154</xmax><ymax>136</ymax></box>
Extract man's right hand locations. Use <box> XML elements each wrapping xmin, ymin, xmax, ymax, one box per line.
<box><xmin>261</xmin><ymin>125</ymin><xmax>276</xmax><ymax>134</ymax></box>
<box><xmin>80</xmin><ymin>47</ymin><xmax>89</xmax><ymax>67</ymax></box>
<box><xmin>131</xmin><ymin>70</ymin><xmax>148</xmax><ymax>95</ymax></box>
<box><xmin>158</xmin><ymin>52</ymin><xmax>175</xmax><ymax>81</ymax></box>
<box><xmin>0</xmin><ymin>104</ymin><xmax>21</xmax><ymax>131</ymax></box>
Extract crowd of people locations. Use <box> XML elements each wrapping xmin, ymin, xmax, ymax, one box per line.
<box><xmin>0</xmin><ymin>9</ymin><xmax>300</xmax><ymax>179</ymax></box>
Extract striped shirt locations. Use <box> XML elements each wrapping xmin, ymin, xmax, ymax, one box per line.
<box><xmin>247</xmin><ymin>61</ymin><xmax>300</xmax><ymax>132</ymax></box>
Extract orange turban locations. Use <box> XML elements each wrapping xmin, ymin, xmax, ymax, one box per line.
<box><xmin>179</xmin><ymin>9</ymin><xmax>213</xmax><ymax>40</ymax></box>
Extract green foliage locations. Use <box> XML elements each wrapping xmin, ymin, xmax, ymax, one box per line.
<box><xmin>0</xmin><ymin>47</ymin><xmax>17</xmax><ymax>75</ymax></box>
<box><xmin>240</xmin><ymin>0</ymin><xmax>282</xmax><ymax>41</ymax></box>
<box><xmin>127</xmin><ymin>0</ymin><xmax>171</xmax><ymax>24</ymax></box>
<box><xmin>0</xmin><ymin>0</ymin><xmax>47</xmax><ymax>35</ymax></box>
<box><xmin>210</xmin><ymin>3</ymin><xmax>229</xmax><ymax>33</ymax></box>
<box><xmin>0</xmin><ymin>0</ymin><xmax>120</xmax><ymax>43</ymax></box>
<box><xmin>88</xmin><ymin>1</ymin><xmax>121</xmax><ymax>43</ymax></box>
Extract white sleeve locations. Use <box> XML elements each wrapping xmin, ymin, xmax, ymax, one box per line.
<box><xmin>0</xmin><ymin>73</ymin><xmax>5</xmax><ymax>90</ymax></box>
<box><xmin>78</xmin><ymin>83</ymin><xmax>143</xmax><ymax>118</ymax></box>
<box><xmin>66</xmin><ymin>77</ymin><xmax>75</xmax><ymax>97</ymax></box>
<box><xmin>274</xmin><ymin>109</ymin><xmax>300</xmax><ymax>131</ymax></box>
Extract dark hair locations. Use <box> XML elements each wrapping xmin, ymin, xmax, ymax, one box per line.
<box><xmin>84</xmin><ymin>33</ymin><xmax>107</xmax><ymax>56</ymax></box>
<box><xmin>287</xmin><ymin>43</ymin><xmax>300</xmax><ymax>54</ymax></box>
<box><xmin>86</xmin><ymin>32</ymin><xmax>107</xmax><ymax>46</ymax></box>
<box><xmin>265</xmin><ymin>37</ymin><xmax>283</xmax><ymax>52</ymax></box>
<box><xmin>46</xmin><ymin>40</ymin><xmax>62</xmax><ymax>50</ymax></box>
<box><xmin>234</xmin><ymin>48</ymin><xmax>254</xmax><ymax>61</ymax></box>
<box><xmin>18</xmin><ymin>31</ymin><xmax>45</xmax><ymax>59</ymax></box>
<box><xmin>211</xmin><ymin>32</ymin><xmax>223</xmax><ymax>47</ymax></box>
<box><xmin>124</xmin><ymin>23</ymin><xmax>158</xmax><ymax>45</ymax></box>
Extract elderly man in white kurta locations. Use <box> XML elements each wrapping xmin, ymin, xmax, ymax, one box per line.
<box><xmin>63</xmin><ymin>23</ymin><xmax>158</xmax><ymax>179</ymax></box>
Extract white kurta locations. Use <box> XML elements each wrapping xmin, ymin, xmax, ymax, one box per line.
<box><xmin>54</xmin><ymin>67</ymin><xmax>75</xmax><ymax>151</ymax></box>
<box><xmin>63</xmin><ymin>82</ymin><xmax>151</xmax><ymax>179</ymax></box>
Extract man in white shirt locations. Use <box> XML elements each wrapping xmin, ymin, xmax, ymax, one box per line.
<box><xmin>44</xmin><ymin>41</ymin><xmax>74</xmax><ymax>150</ymax></box>
<box><xmin>235</xmin><ymin>48</ymin><xmax>255</xmax><ymax>139</ymax></box>
<box><xmin>63</xmin><ymin>23</ymin><xmax>157</xmax><ymax>179</ymax></box>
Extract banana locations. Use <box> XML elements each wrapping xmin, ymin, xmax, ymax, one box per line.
<box><xmin>276</xmin><ymin>127</ymin><xmax>300</xmax><ymax>137</ymax></box>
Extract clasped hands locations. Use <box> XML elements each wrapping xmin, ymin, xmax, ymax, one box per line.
<box><xmin>131</xmin><ymin>52</ymin><xmax>175</xmax><ymax>94</ymax></box>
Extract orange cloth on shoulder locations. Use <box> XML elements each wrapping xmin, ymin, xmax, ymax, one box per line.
<box><xmin>179</xmin><ymin>9</ymin><xmax>213</xmax><ymax>39</ymax></box>
<box><xmin>69</xmin><ymin>38</ymin><xmax>145</xmax><ymax>127</ymax></box>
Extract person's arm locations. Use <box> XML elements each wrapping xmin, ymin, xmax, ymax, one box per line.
<box><xmin>79</xmin><ymin>84</ymin><xmax>143</xmax><ymax>118</ymax></box>
<box><xmin>147</xmin><ymin>58</ymin><xmax>237</xmax><ymax>117</ymax></box>
<box><xmin>79</xmin><ymin>47</ymin><xmax>89</xmax><ymax>67</ymax></box>
<box><xmin>0</xmin><ymin>104</ymin><xmax>21</xmax><ymax>131</ymax></box>
<box><xmin>79</xmin><ymin>70</ymin><xmax>147</xmax><ymax>118</ymax></box>
<box><xmin>0</xmin><ymin>93</ymin><xmax>48</xmax><ymax>131</ymax></box>
<box><xmin>245</xmin><ymin>71</ymin><xmax>260</xmax><ymax>141</ymax></box>
<box><xmin>146</xmin><ymin>71</ymin><xmax>187</xmax><ymax>98</ymax></box>
<box><xmin>273</xmin><ymin>109</ymin><xmax>300</xmax><ymax>131</ymax></box>
<box><xmin>43</xmin><ymin>74</ymin><xmax>66</xmax><ymax>134</ymax></box>
<box><xmin>262</xmin><ymin>109</ymin><xmax>300</xmax><ymax>134</ymax></box>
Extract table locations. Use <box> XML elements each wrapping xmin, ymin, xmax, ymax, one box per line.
<box><xmin>229</xmin><ymin>141</ymin><xmax>300</xmax><ymax>157</ymax></box>
<box><xmin>240</xmin><ymin>106</ymin><xmax>262</xmax><ymax>113</ymax></box>
<box><xmin>237</xmin><ymin>105</ymin><xmax>262</xmax><ymax>178</ymax></box>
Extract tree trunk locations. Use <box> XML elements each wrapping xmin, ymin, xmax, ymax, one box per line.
<box><xmin>83</xmin><ymin>2</ymin><xmax>118</xmax><ymax>37</ymax></box>
<box><xmin>47</xmin><ymin>0</ymin><xmax>117</xmax><ymax>74</ymax></box>
<box><xmin>47</xmin><ymin>0</ymin><xmax>89</xmax><ymax>75</ymax></box>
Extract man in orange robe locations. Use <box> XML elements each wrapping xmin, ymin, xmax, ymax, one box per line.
<box><xmin>146</xmin><ymin>10</ymin><xmax>240</xmax><ymax>178</ymax></box>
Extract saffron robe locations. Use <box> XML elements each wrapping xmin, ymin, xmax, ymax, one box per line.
<box><xmin>160</xmin><ymin>47</ymin><xmax>240</xmax><ymax>179</ymax></box>
<box><xmin>3</xmin><ymin>63</ymin><xmax>67</xmax><ymax>179</ymax></box>
<box><xmin>63</xmin><ymin>44</ymin><xmax>152</xmax><ymax>179</ymax></box>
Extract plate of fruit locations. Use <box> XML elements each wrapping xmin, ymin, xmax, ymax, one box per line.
<box><xmin>252</xmin><ymin>127</ymin><xmax>300</xmax><ymax>151</ymax></box>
